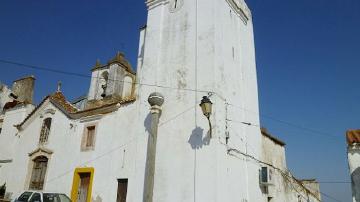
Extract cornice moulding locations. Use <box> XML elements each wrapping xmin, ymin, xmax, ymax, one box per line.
<box><xmin>225</xmin><ymin>0</ymin><xmax>252</xmax><ymax>23</ymax></box>
<box><xmin>146</xmin><ymin>0</ymin><xmax>168</xmax><ymax>10</ymax></box>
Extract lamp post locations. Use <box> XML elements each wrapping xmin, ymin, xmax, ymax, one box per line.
<box><xmin>199</xmin><ymin>96</ymin><xmax>213</xmax><ymax>138</ymax></box>
<box><xmin>144</xmin><ymin>92</ymin><xmax>164</xmax><ymax>202</ymax></box>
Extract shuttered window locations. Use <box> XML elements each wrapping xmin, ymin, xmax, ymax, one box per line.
<box><xmin>86</xmin><ymin>126</ymin><xmax>95</xmax><ymax>147</ymax></box>
<box><xmin>81</xmin><ymin>125</ymin><xmax>97</xmax><ymax>151</ymax></box>
<box><xmin>29</xmin><ymin>156</ymin><xmax>48</xmax><ymax>190</ymax></box>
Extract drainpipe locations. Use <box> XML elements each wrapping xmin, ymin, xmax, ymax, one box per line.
<box><xmin>143</xmin><ymin>92</ymin><xmax>164</xmax><ymax>202</ymax></box>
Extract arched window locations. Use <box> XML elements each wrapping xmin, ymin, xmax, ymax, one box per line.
<box><xmin>39</xmin><ymin>118</ymin><xmax>52</xmax><ymax>144</ymax></box>
<box><xmin>29</xmin><ymin>156</ymin><xmax>48</xmax><ymax>190</ymax></box>
<box><xmin>101</xmin><ymin>71</ymin><xmax>109</xmax><ymax>98</ymax></box>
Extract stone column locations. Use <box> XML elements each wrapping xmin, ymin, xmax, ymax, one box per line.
<box><xmin>143</xmin><ymin>92</ymin><xmax>164</xmax><ymax>202</ymax></box>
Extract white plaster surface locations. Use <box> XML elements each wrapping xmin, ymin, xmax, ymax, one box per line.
<box><xmin>0</xmin><ymin>1</ymin><xmax>321</xmax><ymax>202</ymax></box>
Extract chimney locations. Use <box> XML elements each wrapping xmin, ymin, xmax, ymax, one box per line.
<box><xmin>11</xmin><ymin>76</ymin><xmax>35</xmax><ymax>104</ymax></box>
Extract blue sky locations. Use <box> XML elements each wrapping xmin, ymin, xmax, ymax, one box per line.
<box><xmin>0</xmin><ymin>0</ymin><xmax>359</xmax><ymax>201</ymax></box>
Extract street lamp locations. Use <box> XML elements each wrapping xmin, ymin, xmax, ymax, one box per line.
<box><xmin>199</xmin><ymin>96</ymin><xmax>213</xmax><ymax>138</ymax></box>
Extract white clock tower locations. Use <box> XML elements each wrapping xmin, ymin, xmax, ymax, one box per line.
<box><xmin>133</xmin><ymin>0</ymin><xmax>263</xmax><ymax>201</ymax></box>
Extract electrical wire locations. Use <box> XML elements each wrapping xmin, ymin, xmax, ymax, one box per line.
<box><xmin>318</xmin><ymin>181</ymin><xmax>351</xmax><ymax>184</ymax></box>
<box><xmin>226</xmin><ymin>147</ymin><xmax>318</xmax><ymax>202</ymax></box>
<box><xmin>44</xmin><ymin>102</ymin><xmax>199</xmax><ymax>185</ymax></box>
<box><xmin>0</xmin><ymin>58</ymin><xmax>344</xmax><ymax>141</ymax></box>
<box><xmin>45</xmin><ymin>136</ymin><xmax>139</xmax><ymax>184</ymax></box>
<box><xmin>226</xmin><ymin>145</ymin><xmax>342</xmax><ymax>202</ymax></box>
<box><xmin>0</xmin><ymin>59</ymin><xmax>211</xmax><ymax>94</ymax></box>
<box><xmin>225</xmin><ymin>102</ymin><xmax>341</xmax><ymax>139</ymax></box>
<box><xmin>0</xmin><ymin>58</ymin><xmax>350</xmax><ymax>200</ymax></box>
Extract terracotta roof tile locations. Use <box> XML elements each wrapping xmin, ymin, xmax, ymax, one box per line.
<box><xmin>346</xmin><ymin>130</ymin><xmax>360</xmax><ymax>145</ymax></box>
<box><xmin>50</xmin><ymin>92</ymin><xmax>78</xmax><ymax>113</ymax></box>
<box><xmin>17</xmin><ymin>91</ymin><xmax>136</xmax><ymax>129</ymax></box>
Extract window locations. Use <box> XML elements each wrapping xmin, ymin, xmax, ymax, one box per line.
<box><xmin>39</xmin><ymin>118</ymin><xmax>52</xmax><ymax>144</ymax></box>
<box><xmin>29</xmin><ymin>193</ymin><xmax>41</xmax><ymax>202</ymax></box>
<box><xmin>0</xmin><ymin>119</ymin><xmax>3</xmax><ymax>135</ymax></box>
<box><xmin>43</xmin><ymin>193</ymin><xmax>71</xmax><ymax>202</ymax></box>
<box><xmin>116</xmin><ymin>179</ymin><xmax>128</xmax><ymax>202</ymax></box>
<box><xmin>81</xmin><ymin>125</ymin><xmax>97</xmax><ymax>151</ymax></box>
<box><xmin>101</xmin><ymin>71</ymin><xmax>109</xmax><ymax>98</ymax></box>
<box><xmin>261</xmin><ymin>167</ymin><xmax>269</xmax><ymax>183</ymax></box>
<box><xmin>58</xmin><ymin>194</ymin><xmax>71</xmax><ymax>202</ymax></box>
<box><xmin>29</xmin><ymin>156</ymin><xmax>48</xmax><ymax>190</ymax></box>
<box><xmin>17</xmin><ymin>192</ymin><xmax>32</xmax><ymax>201</ymax></box>
<box><xmin>0</xmin><ymin>183</ymin><xmax>5</xmax><ymax>199</ymax></box>
<box><xmin>86</xmin><ymin>126</ymin><xmax>95</xmax><ymax>147</ymax></box>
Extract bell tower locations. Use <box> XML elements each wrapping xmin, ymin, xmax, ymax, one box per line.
<box><xmin>134</xmin><ymin>0</ymin><xmax>263</xmax><ymax>201</ymax></box>
<box><xmin>87</xmin><ymin>52</ymin><xmax>136</xmax><ymax>108</ymax></box>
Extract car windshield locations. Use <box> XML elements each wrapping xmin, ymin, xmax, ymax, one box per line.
<box><xmin>17</xmin><ymin>192</ymin><xmax>33</xmax><ymax>202</ymax></box>
<box><xmin>43</xmin><ymin>193</ymin><xmax>71</xmax><ymax>202</ymax></box>
<box><xmin>43</xmin><ymin>193</ymin><xmax>59</xmax><ymax>202</ymax></box>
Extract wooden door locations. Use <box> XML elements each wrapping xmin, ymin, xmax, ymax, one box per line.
<box><xmin>77</xmin><ymin>173</ymin><xmax>90</xmax><ymax>202</ymax></box>
<box><xmin>29</xmin><ymin>156</ymin><xmax>48</xmax><ymax>190</ymax></box>
<box><xmin>116</xmin><ymin>179</ymin><xmax>128</xmax><ymax>202</ymax></box>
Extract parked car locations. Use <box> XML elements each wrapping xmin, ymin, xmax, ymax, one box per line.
<box><xmin>14</xmin><ymin>191</ymin><xmax>71</xmax><ymax>202</ymax></box>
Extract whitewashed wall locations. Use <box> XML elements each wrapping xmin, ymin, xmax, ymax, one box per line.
<box><xmin>0</xmin><ymin>1</ymin><xmax>291</xmax><ymax>202</ymax></box>
<box><xmin>133</xmin><ymin>0</ymin><xmax>262</xmax><ymax>201</ymax></box>
<box><xmin>261</xmin><ymin>135</ymin><xmax>289</xmax><ymax>202</ymax></box>
<box><xmin>0</xmin><ymin>100</ymin><xmax>140</xmax><ymax>201</ymax></box>
<box><xmin>261</xmin><ymin>134</ymin><xmax>321</xmax><ymax>202</ymax></box>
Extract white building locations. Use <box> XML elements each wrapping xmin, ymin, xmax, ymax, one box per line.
<box><xmin>0</xmin><ymin>0</ymin><xmax>321</xmax><ymax>202</ymax></box>
<box><xmin>347</xmin><ymin>130</ymin><xmax>360</xmax><ymax>202</ymax></box>
<box><xmin>260</xmin><ymin>128</ymin><xmax>321</xmax><ymax>202</ymax></box>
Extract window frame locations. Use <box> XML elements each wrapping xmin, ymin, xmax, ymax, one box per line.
<box><xmin>29</xmin><ymin>192</ymin><xmax>41</xmax><ymax>202</ymax></box>
<box><xmin>116</xmin><ymin>179</ymin><xmax>128</xmax><ymax>202</ymax></box>
<box><xmin>81</xmin><ymin>123</ymin><xmax>98</xmax><ymax>151</ymax></box>
<box><xmin>39</xmin><ymin>118</ymin><xmax>52</xmax><ymax>144</ymax></box>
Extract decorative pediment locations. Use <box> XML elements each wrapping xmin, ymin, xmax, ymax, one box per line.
<box><xmin>28</xmin><ymin>147</ymin><xmax>53</xmax><ymax>158</ymax></box>
<box><xmin>40</xmin><ymin>108</ymin><xmax>56</xmax><ymax>118</ymax></box>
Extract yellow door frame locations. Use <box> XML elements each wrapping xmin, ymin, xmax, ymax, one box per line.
<box><xmin>70</xmin><ymin>167</ymin><xmax>94</xmax><ymax>202</ymax></box>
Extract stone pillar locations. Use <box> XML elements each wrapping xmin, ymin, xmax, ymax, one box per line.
<box><xmin>143</xmin><ymin>92</ymin><xmax>164</xmax><ymax>202</ymax></box>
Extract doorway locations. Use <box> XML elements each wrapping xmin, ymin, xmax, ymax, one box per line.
<box><xmin>78</xmin><ymin>173</ymin><xmax>90</xmax><ymax>202</ymax></box>
<box><xmin>71</xmin><ymin>168</ymin><xmax>94</xmax><ymax>202</ymax></box>
<box><xmin>116</xmin><ymin>179</ymin><xmax>128</xmax><ymax>202</ymax></box>
<box><xmin>29</xmin><ymin>156</ymin><xmax>48</xmax><ymax>190</ymax></box>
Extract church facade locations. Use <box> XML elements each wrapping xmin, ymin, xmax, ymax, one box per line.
<box><xmin>0</xmin><ymin>0</ymin><xmax>321</xmax><ymax>202</ymax></box>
